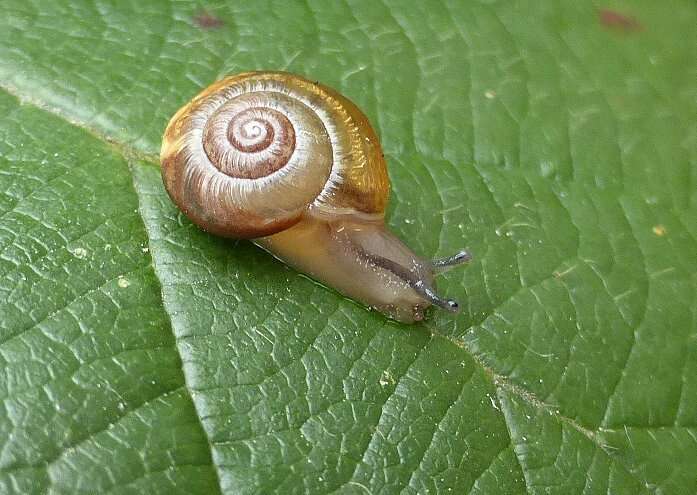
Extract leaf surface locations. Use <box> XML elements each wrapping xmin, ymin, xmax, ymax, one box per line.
<box><xmin>0</xmin><ymin>1</ymin><xmax>695</xmax><ymax>494</ymax></box>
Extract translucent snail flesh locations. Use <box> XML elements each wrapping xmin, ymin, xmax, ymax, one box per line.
<box><xmin>160</xmin><ymin>71</ymin><xmax>470</xmax><ymax>323</ymax></box>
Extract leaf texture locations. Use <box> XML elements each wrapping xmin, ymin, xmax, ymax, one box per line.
<box><xmin>0</xmin><ymin>1</ymin><xmax>695</xmax><ymax>494</ymax></box>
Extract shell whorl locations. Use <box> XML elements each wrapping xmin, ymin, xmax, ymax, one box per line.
<box><xmin>203</xmin><ymin>105</ymin><xmax>296</xmax><ymax>179</ymax></box>
<box><xmin>161</xmin><ymin>72</ymin><xmax>390</xmax><ymax>239</ymax></box>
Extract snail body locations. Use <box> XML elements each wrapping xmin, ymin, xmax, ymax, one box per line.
<box><xmin>161</xmin><ymin>71</ymin><xmax>469</xmax><ymax>323</ymax></box>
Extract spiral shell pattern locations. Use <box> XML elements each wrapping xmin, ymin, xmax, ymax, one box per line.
<box><xmin>161</xmin><ymin>72</ymin><xmax>390</xmax><ymax>238</ymax></box>
<box><xmin>203</xmin><ymin>106</ymin><xmax>295</xmax><ymax>179</ymax></box>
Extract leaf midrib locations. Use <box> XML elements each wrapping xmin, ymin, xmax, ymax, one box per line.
<box><xmin>0</xmin><ymin>80</ymin><xmax>651</xmax><ymax>494</ymax></box>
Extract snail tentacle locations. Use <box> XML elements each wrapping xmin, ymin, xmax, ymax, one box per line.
<box><xmin>432</xmin><ymin>250</ymin><xmax>473</xmax><ymax>273</ymax></box>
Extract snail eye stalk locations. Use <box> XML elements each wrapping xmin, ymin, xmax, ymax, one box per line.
<box><xmin>432</xmin><ymin>250</ymin><xmax>472</xmax><ymax>272</ymax></box>
<box><xmin>412</xmin><ymin>280</ymin><xmax>460</xmax><ymax>313</ymax></box>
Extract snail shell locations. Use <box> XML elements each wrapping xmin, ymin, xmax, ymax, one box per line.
<box><xmin>161</xmin><ymin>72</ymin><xmax>388</xmax><ymax>238</ymax></box>
<box><xmin>161</xmin><ymin>71</ymin><xmax>469</xmax><ymax>323</ymax></box>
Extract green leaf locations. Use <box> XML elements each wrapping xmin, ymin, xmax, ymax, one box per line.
<box><xmin>1</xmin><ymin>1</ymin><xmax>695</xmax><ymax>494</ymax></box>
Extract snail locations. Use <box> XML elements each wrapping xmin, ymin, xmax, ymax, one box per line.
<box><xmin>160</xmin><ymin>71</ymin><xmax>470</xmax><ymax>323</ymax></box>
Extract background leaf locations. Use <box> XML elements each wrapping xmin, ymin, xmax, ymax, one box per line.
<box><xmin>1</xmin><ymin>1</ymin><xmax>695</xmax><ymax>494</ymax></box>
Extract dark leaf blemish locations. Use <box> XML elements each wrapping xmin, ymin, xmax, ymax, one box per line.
<box><xmin>598</xmin><ymin>8</ymin><xmax>643</xmax><ymax>33</ymax></box>
<box><xmin>194</xmin><ymin>11</ymin><xmax>224</xmax><ymax>30</ymax></box>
